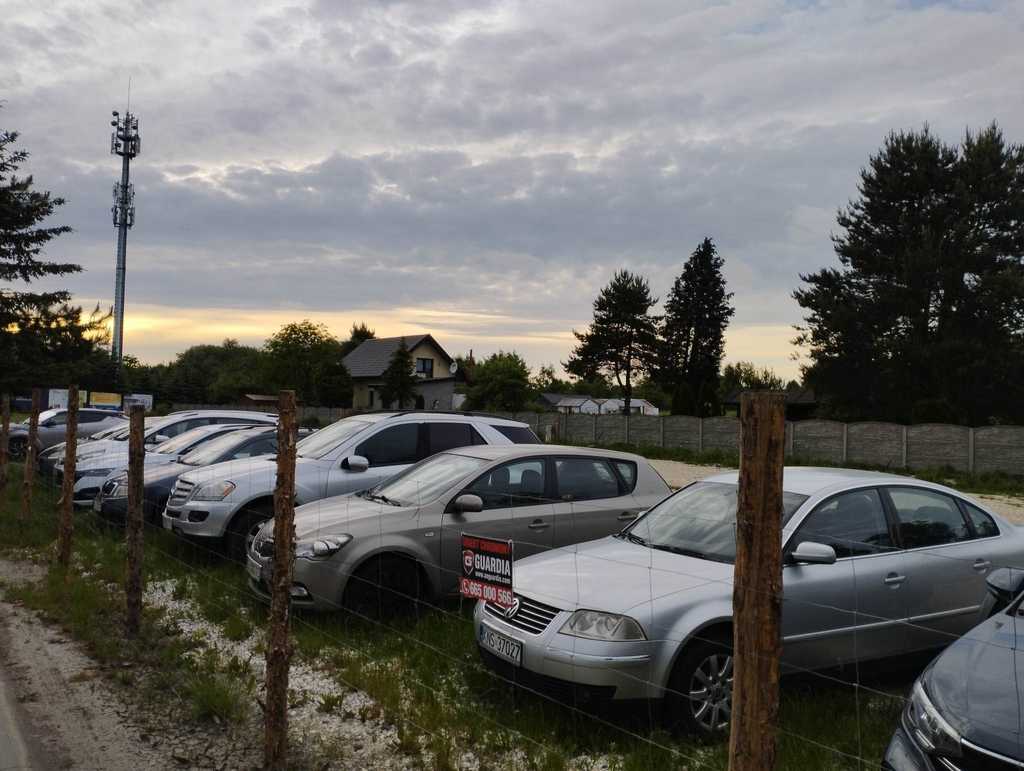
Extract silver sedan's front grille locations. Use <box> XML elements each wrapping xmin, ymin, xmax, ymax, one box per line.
<box><xmin>485</xmin><ymin>594</ymin><xmax>562</xmax><ymax>635</ymax></box>
<box><xmin>168</xmin><ymin>479</ymin><xmax>195</xmax><ymax>508</ymax></box>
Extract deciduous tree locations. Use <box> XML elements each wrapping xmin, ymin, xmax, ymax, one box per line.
<box><xmin>466</xmin><ymin>351</ymin><xmax>531</xmax><ymax>411</ymax></box>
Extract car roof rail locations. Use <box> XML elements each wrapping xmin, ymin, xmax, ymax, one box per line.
<box><xmin>374</xmin><ymin>409</ymin><xmax>527</xmax><ymax>422</ymax></box>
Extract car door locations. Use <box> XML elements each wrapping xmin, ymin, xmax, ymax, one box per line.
<box><xmin>325</xmin><ymin>422</ymin><xmax>422</xmax><ymax>497</ymax></box>
<box><xmin>881</xmin><ymin>486</ymin><xmax>991</xmax><ymax>651</ymax></box>
<box><xmin>549</xmin><ymin>456</ymin><xmax>640</xmax><ymax>547</ymax></box>
<box><xmin>782</xmin><ymin>487</ymin><xmax>909</xmax><ymax>670</ymax></box>
<box><xmin>439</xmin><ymin>457</ymin><xmax>555</xmax><ymax>595</ymax></box>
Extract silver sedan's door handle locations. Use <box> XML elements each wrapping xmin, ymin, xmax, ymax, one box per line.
<box><xmin>973</xmin><ymin>559</ymin><xmax>991</xmax><ymax>572</ymax></box>
<box><xmin>617</xmin><ymin>511</ymin><xmax>638</xmax><ymax>521</ymax></box>
<box><xmin>884</xmin><ymin>573</ymin><xmax>906</xmax><ymax>586</ymax></box>
<box><xmin>528</xmin><ymin>519</ymin><xmax>550</xmax><ymax>531</ymax></box>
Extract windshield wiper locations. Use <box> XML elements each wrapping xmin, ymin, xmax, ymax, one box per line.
<box><xmin>363</xmin><ymin>492</ymin><xmax>401</xmax><ymax>507</ymax></box>
<box><xmin>617</xmin><ymin>531</ymin><xmax>648</xmax><ymax>547</ymax></box>
<box><xmin>650</xmin><ymin>544</ymin><xmax>730</xmax><ymax>563</ymax></box>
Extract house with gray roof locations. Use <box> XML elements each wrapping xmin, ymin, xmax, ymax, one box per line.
<box><xmin>343</xmin><ymin>334</ymin><xmax>456</xmax><ymax>410</ymax></box>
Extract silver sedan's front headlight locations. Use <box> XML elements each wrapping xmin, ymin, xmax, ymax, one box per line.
<box><xmin>907</xmin><ymin>680</ymin><xmax>961</xmax><ymax>759</ymax></box>
<box><xmin>294</xmin><ymin>535</ymin><xmax>352</xmax><ymax>560</ymax></box>
<box><xmin>559</xmin><ymin>610</ymin><xmax>646</xmax><ymax>641</ymax></box>
<box><xmin>190</xmin><ymin>480</ymin><xmax>236</xmax><ymax>501</ymax></box>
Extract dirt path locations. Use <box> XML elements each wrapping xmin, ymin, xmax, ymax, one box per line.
<box><xmin>649</xmin><ymin>459</ymin><xmax>1024</xmax><ymax>524</ymax></box>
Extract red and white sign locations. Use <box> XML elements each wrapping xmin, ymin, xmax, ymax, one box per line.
<box><xmin>460</xmin><ymin>533</ymin><xmax>515</xmax><ymax>609</ymax></box>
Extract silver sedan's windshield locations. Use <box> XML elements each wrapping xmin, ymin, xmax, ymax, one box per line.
<box><xmin>296</xmin><ymin>419</ymin><xmax>370</xmax><ymax>459</ymax></box>
<box><xmin>364</xmin><ymin>453</ymin><xmax>489</xmax><ymax>507</ymax></box>
<box><xmin>625</xmin><ymin>482</ymin><xmax>808</xmax><ymax>564</ymax></box>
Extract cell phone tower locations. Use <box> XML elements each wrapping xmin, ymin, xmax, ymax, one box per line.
<box><xmin>109</xmin><ymin>108</ymin><xmax>141</xmax><ymax>364</ymax></box>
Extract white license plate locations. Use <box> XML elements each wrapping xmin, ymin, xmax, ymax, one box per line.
<box><xmin>246</xmin><ymin>558</ymin><xmax>262</xmax><ymax>582</ymax></box>
<box><xmin>479</xmin><ymin>624</ymin><xmax>522</xmax><ymax>667</ymax></box>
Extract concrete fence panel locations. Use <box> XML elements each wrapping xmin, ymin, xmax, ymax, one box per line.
<box><xmin>701</xmin><ymin>416</ymin><xmax>740</xmax><ymax>453</ymax></box>
<box><xmin>566</xmin><ymin>414</ymin><xmax>595</xmax><ymax>444</ymax></box>
<box><xmin>792</xmin><ymin>420</ymin><xmax>846</xmax><ymax>464</ymax></box>
<box><xmin>846</xmin><ymin>422</ymin><xmax>904</xmax><ymax>468</ymax></box>
<box><xmin>974</xmin><ymin>426</ymin><xmax>1024</xmax><ymax>475</ymax></box>
<box><xmin>662</xmin><ymin>416</ymin><xmax>701</xmax><ymax>452</ymax></box>
<box><xmin>906</xmin><ymin>424</ymin><xmax>971</xmax><ymax>471</ymax></box>
<box><xmin>595</xmin><ymin>414</ymin><xmax>627</xmax><ymax>445</ymax></box>
<box><xmin>628</xmin><ymin>415</ymin><xmax>662</xmax><ymax>446</ymax></box>
<box><xmin>537</xmin><ymin>413</ymin><xmax>560</xmax><ymax>440</ymax></box>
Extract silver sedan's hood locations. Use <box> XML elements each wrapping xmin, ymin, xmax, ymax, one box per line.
<box><xmin>292</xmin><ymin>495</ymin><xmax>415</xmax><ymax>541</ymax></box>
<box><xmin>512</xmin><ymin>536</ymin><xmax>734</xmax><ymax>615</ymax></box>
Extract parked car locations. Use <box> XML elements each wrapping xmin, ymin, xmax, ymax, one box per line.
<box><xmin>38</xmin><ymin>422</ymin><xmax>130</xmax><ymax>478</ymax></box>
<box><xmin>94</xmin><ymin>425</ymin><xmax>298</xmax><ymax>525</ymax></box>
<box><xmin>882</xmin><ymin>566</ymin><xmax>1024</xmax><ymax>770</ymax></box>
<box><xmin>474</xmin><ymin>468</ymin><xmax>1024</xmax><ymax>736</ymax></box>
<box><xmin>5</xmin><ymin>408</ymin><xmax>126</xmax><ymax>458</ymax></box>
<box><xmin>246</xmin><ymin>444</ymin><xmax>670</xmax><ymax>610</ymax></box>
<box><xmin>164</xmin><ymin>412</ymin><xmax>541</xmax><ymax>558</ymax></box>
<box><xmin>59</xmin><ymin>410</ymin><xmax>277</xmax><ymax>504</ymax></box>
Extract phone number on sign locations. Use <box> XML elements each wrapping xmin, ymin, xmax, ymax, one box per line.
<box><xmin>460</xmin><ymin>578</ymin><xmax>514</xmax><ymax>607</ymax></box>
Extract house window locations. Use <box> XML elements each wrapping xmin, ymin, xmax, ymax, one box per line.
<box><xmin>415</xmin><ymin>358</ymin><xmax>434</xmax><ymax>378</ymax></box>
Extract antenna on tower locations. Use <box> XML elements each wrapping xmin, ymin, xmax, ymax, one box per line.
<box><xmin>109</xmin><ymin>100</ymin><xmax>141</xmax><ymax>365</ymax></box>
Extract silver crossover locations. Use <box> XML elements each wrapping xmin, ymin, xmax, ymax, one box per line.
<box><xmin>246</xmin><ymin>444</ymin><xmax>671</xmax><ymax>610</ymax></box>
<box><xmin>473</xmin><ymin>467</ymin><xmax>1024</xmax><ymax>735</ymax></box>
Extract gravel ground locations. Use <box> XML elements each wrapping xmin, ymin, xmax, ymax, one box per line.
<box><xmin>650</xmin><ymin>459</ymin><xmax>1024</xmax><ymax>524</ymax></box>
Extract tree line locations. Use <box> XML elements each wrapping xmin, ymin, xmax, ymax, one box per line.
<box><xmin>4</xmin><ymin>113</ymin><xmax>1023</xmax><ymax>424</ymax></box>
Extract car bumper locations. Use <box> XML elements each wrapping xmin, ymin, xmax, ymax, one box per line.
<box><xmin>246</xmin><ymin>555</ymin><xmax>322</xmax><ymax>609</ymax></box>
<box><xmin>162</xmin><ymin>501</ymin><xmax>233</xmax><ymax>539</ymax></box>
<box><xmin>882</xmin><ymin>712</ymin><xmax>939</xmax><ymax>771</ymax></box>
<box><xmin>472</xmin><ymin>601</ymin><xmax>657</xmax><ymax>702</ymax></box>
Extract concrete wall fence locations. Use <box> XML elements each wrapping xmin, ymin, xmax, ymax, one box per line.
<box><xmin>170</xmin><ymin>404</ymin><xmax>1024</xmax><ymax>475</ymax></box>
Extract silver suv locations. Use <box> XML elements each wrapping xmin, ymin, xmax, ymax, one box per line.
<box><xmin>163</xmin><ymin>412</ymin><xmax>540</xmax><ymax>558</ymax></box>
<box><xmin>6</xmin><ymin>408</ymin><xmax>126</xmax><ymax>458</ymax></box>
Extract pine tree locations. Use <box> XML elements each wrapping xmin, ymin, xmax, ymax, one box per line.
<box><xmin>1</xmin><ymin>123</ymin><xmax>109</xmax><ymax>392</ymax></box>
<box><xmin>660</xmin><ymin>237</ymin><xmax>735</xmax><ymax>416</ymax></box>
<box><xmin>379</xmin><ymin>338</ymin><xmax>418</xmax><ymax>409</ymax></box>
<box><xmin>565</xmin><ymin>270</ymin><xmax>659</xmax><ymax>413</ymax></box>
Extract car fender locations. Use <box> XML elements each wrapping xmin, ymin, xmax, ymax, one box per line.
<box><xmin>336</xmin><ymin>534</ymin><xmax>441</xmax><ymax>603</ymax></box>
<box><xmin>652</xmin><ymin>602</ymin><xmax>735</xmax><ymax>695</ymax></box>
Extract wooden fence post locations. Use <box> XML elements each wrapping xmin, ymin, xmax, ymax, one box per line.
<box><xmin>729</xmin><ymin>392</ymin><xmax>786</xmax><ymax>771</ymax></box>
<box><xmin>264</xmin><ymin>390</ymin><xmax>297</xmax><ymax>771</ymax></box>
<box><xmin>19</xmin><ymin>388</ymin><xmax>41</xmax><ymax>521</ymax></box>
<box><xmin>125</xmin><ymin>405</ymin><xmax>145</xmax><ymax>637</ymax></box>
<box><xmin>0</xmin><ymin>394</ymin><xmax>9</xmax><ymax>492</ymax></box>
<box><xmin>56</xmin><ymin>386</ymin><xmax>79</xmax><ymax>568</ymax></box>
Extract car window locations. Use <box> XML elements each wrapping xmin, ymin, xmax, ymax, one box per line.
<box><xmin>79</xmin><ymin>410</ymin><xmax>105</xmax><ymax>424</ymax></box>
<box><xmin>962</xmin><ymin>501</ymin><xmax>1000</xmax><ymax>538</ymax></box>
<box><xmin>555</xmin><ymin>457</ymin><xmax>621</xmax><ymax>501</ymax></box>
<box><xmin>47</xmin><ymin>412</ymin><xmax>68</xmax><ymax>426</ymax></box>
<box><xmin>795</xmin><ymin>488</ymin><xmax>894</xmax><ymax>559</ymax></box>
<box><xmin>296</xmin><ymin>418</ymin><xmax>371</xmax><ymax>459</ymax></box>
<box><xmin>231</xmin><ymin>437</ymin><xmax>276</xmax><ymax>459</ymax></box>
<box><xmin>426</xmin><ymin>422</ymin><xmax>485</xmax><ymax>455</ymax></box>
<box><xmin>491</xmin><ymin>425</ymin><xmax>540</xmax><ymax>444</ymax></box>
<box><xmin>888</xmin><ymin>487</ymin><xmax>972</xmax><ymax>548</ymax></box>
<box><xmin>464</xmin><ymin>458</ymin><xmax>548</xmax><ymax>510</ymax></box>
<box><xmin>613</xmin><ymin>460</ymin><xmax>638</xmax><ymax>493</ymax></box>
<box><xmin>376</xmin><ymin>453</ymin><xmax>489</xmax><ymax>506</ymax></box>
<box><xmin>355</xmin><ymin>424</ymin><xmax>420</xmax><ymax>466</ymax></box>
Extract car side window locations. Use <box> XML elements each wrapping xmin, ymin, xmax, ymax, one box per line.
<box><xmin>612</xmin><ymin>460</ymin><xmax>638</xmax><ymax>493</ymax></box>
<box><xmin>79</xmin><ymin>411</ymin><xmax>103</xmax><ymax>424</ymax></box>
<box><xmin>355</xmin><ymin>424</ymin><xmax>420</xmax><ymax>466</ymax></box>
<box><xmin>961</xmin><ymin>501</ymin><xmax>1000</xmax><ymax>538</ymax></box>
<box><xmin>555</xmin><ymin>457</ymin><xmax>621</xmax><ymax>501</ymax></box>
<box><xmin>231</xmin><ymin>438</ymin><xmax>276</xmax><ymax>459</ymax></box>
<box><xmin>48</xmin><ymin>412</ymin><xmax>68</xmax><ymax>426</ymax></box>
<box><xmin>464</xmin><ymin>459</ymin><xmax>547</xmax><ymax>510</ymax></box>
<box><xmin>887</xmin><ymin>487</ymin><xmax>972</xmax><ymax>549</ymax></box>
<box><xmin>426</xmin><ymin>423</ymin><xmax>484</xmax><ymax>455</ymax></box>
<box><xmin>794</xmin><ymin>488</ymin><xmax>894</xmax><ymax>559</ymax></box>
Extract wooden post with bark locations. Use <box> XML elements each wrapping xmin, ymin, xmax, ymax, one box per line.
<box><xmin>56</xmin><ymin>385</ymin><xmax>79</xmax><ymax>568</ymax></box>
<box><xmin>264</xmin><ymin>390</ymin><xmax>297</xmax><ymax>771</ymax></box>
<box><xmin>728</xmin><ymin>391</ymin><xmax>786</xmax><ymax>771</ymax></box>
<box><xmin>19</xmin><ymin>388</ymin><xmax>41</xmax><ymax>521</ymax></box>
<box><xmin>124</xmin><ymin>404</ymin><xmax>145</xmax><ymax>638</ymax></box>
<box><xmin>0</xmin><ymin>394</ymin><xmax>9</xmax><ymax>492</ymax></box>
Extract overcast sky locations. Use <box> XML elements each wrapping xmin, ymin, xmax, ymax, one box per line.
<box><xmin>3</xmin><ymin>0</ymin><xmax>1023</xmax><ymax>378</ymax></box>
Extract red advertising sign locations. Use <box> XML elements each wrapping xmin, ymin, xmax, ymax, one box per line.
<box><xmin>460</xmin><ymin>533</ymin><xmax>515</xmax><ymax>608</ymax></box>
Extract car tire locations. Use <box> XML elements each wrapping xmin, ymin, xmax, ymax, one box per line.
<box><xmin>664</xmin><ymin>630</ymin><xmax>734</xmax><ymax>738</ymax></box>
<box><xmin>8</xmin><ymin>436</ymin><xmax>28</xmax><ymax>461</ymax></box>
<box><xmin>225</xmin><ymin>503</ymin><xmax>273</xmax><ymax>563</ymax></box>
<box><xmin>343</xmin><ymin>554</ymin><xmax>426</xmax><ymax>620</ymax></box>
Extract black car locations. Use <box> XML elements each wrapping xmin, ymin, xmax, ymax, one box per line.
<box><xmin>883</xmin><ymin>567</ymin><xmax>1024</xmax><ymax>770</ymax></box>
<box><xmin>94</xmin><ymin>425</ymin><xmax>281</xmax><ymax>525</ymax></box>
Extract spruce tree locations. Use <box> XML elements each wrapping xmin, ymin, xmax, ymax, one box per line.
<box><xmin>380</xmin><ymin>338</ymin><xmax>418</xmax><ymax>409</ymax></box>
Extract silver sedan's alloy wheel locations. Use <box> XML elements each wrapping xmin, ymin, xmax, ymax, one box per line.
<box><xmin>688</xmin><ymin>653</ymin><xmax>733</xmax><ymax>732</ymax></box>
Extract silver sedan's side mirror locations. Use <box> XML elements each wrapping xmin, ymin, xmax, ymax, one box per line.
<box><xmin>452</xmin><ymin>494</ymin><xmax>483</xmax><ymax>514</ymax></box>
<box><xmin>343</xmin><ymin>455</ymin><xmax>369</xmax><ymax>473</ymax></box>
<box><xmin>791</xmin><ymin>541</ymin><xmax>837</xmax><ymax>565</ymax></box>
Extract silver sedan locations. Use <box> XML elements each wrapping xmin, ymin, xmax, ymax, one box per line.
<box><xmin>474</xmin><ymin>467</ymin><xmax>1024</xmax><ymax>735</ymax></box>
<box><xmin>246</xmin><ymin>444</ymin><xmax>671</xmax><ymax>611</ymax></box>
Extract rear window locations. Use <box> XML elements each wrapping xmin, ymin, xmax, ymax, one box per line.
<box><xmin>491</xmin><ymin>425</ymin><xmax>540</xmax><ymax>444</ymax></box>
